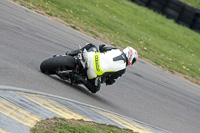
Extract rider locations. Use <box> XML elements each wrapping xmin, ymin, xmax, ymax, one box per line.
<box><xmin>66</xmin><ymin>43</ymin><xmax>138</xmax><ymax>93</ymax></box>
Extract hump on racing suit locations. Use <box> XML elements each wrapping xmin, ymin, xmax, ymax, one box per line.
<box><xmin>97</xmin><ymin>44</ymin><xmax>127</xmax><ymax>85</ymax></box>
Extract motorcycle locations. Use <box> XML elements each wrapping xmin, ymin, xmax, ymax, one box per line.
<box><xmin>40</xmin><ymin>46</ymin><xmax>97</xmax><ymax>85</ymax></box>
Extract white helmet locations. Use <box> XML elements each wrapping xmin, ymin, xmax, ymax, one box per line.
<box><xmin>123</xmin><ymin>46</ymin><xmax>138</xmax><ymax>66</ymax></box>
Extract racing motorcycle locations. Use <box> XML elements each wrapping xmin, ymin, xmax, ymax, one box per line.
<box><xmin>40</xmin><ymin>46</ymin><xmax>97</xmax><ymax>85</ymax></box>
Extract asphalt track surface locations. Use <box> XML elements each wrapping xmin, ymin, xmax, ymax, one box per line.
<box><xmin>0</xmin><ymin>0</ymin><xmax>200</xmax><ymax>133</ymax></box>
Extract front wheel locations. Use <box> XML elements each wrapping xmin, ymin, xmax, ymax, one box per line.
<box><xmin>40</xmin><ymin>55</ymin><xmax>75</xmax><ymax>74</ymax></box>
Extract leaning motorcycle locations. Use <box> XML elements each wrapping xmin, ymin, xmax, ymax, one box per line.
<box><xmin>40</xmin><ymin>48</ymin><xmax>90</xmax><ymax>85</ymax></box>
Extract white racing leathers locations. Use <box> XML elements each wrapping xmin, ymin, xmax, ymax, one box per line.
<box><xmin>84</xmin><ymin>49</ymin><xmax>126</xmax><ymax>79</ymax></box>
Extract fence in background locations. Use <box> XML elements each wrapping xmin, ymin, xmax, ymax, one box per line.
<box><xmin>131</xmin><ymin>0</ymin><xmax>200</xmax><ymax>33</ymax></box>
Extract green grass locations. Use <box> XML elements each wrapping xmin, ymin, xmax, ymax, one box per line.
<box><xmin>15</xmin><ymin>0</ymin><xmax>200</xmax><ymax>83</ymax></box>
<box><xmin>31</xmin><ymin>117</ymin><xmax>134</xmax><ymax>133</ymax></box>
<box><xmin>180</xmin><ymin>0</ymin><xmax>200</xmax><ymax>9</ymax></box>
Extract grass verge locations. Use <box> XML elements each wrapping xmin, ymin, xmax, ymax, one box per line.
<box><xmin>180</xmin><ymin>0</ymin><xmax>200</xmax><ymax>9</ymax></box>
<box><xmin>31</xmin><ymin>117</ymin><xmax>134</xmax><ymax>133</ymax></box>
<box><xmin>13</xmin><ymin>0</ymin><xmax>200</xmax><ymax>85</ymax></box>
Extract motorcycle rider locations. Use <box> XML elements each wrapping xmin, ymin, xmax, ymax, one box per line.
<box><xmin>66</xmin><ymin>43</ymin><xmax>138</xmax><ymax>93</ymax></box>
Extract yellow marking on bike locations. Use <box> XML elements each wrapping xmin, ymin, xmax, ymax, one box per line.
<box><xmin>92</xmin><ymin>108</ymin><xmax>153</xmax><ymax>133</ymax></box>
<box><xmin>0</xmin><ymin>128</ymin><xmax>11</xmax><ymax>133</ymax></box>
<box><xmin>18</xmin><ymin>92</ymin><xmax>91</xmax><ymax>121</ymax></box>
<box><xmin>0</xmin><ymin>97</ymin><xmax>41</xmax><ymax>127</ymax></box>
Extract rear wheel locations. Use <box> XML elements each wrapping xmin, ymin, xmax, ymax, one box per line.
<box><xmin>40</xmin><ymin>56</ymin><xmax>75</xmax><ymax>74</ymax></box>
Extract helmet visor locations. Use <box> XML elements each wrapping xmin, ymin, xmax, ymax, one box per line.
<box><xmin>128</xmin><ymin>49</ymin><xmax>134</xmax><ymax>63</ymax></box>
<box><xmin>128</xmin><ymin>49</ymin><xmax>134</xmax><ymax>65</ymax></box>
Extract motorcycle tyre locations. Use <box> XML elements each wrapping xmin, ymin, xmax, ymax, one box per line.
<box><xmin>40</xmin><ymin>56</ymin><xmax>75</xmax><ymax>75</ymax></box>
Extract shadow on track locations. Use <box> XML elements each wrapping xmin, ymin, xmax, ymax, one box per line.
<box><xmin>47</xmin><ymin>75</ymin><xmax>121</xmax><ymax>109</ymax></box>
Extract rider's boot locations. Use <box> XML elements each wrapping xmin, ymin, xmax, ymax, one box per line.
<box><xmin>66</xmin><ymin>49</ymin><xmax>81</xmax><ymax>56</ymax></box>
<box><xmin>66</xmin><ymin>43</ymin><xmax>96</xmax><ymax>56</ymax></box>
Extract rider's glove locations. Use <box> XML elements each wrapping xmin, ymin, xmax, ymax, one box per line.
<box><xmin>99</xmin><ymin>44</ymin><xmax>106</xmax><ymax>52</ymax></box>
<box><xmin>106</xmin><ymin>78</ymin><xmax>115</xmax><ymax>85</ymax></box>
